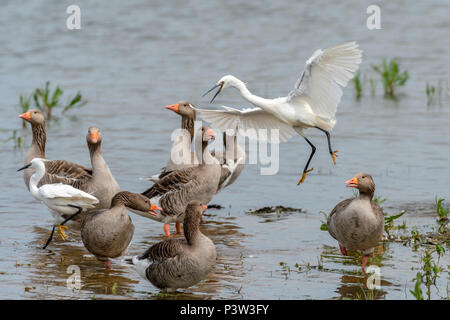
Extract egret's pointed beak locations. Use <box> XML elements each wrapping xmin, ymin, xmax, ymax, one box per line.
<box><xmin>17</xmin><ymin>163</ymin><xmax>32</xmax><ymax>172</ymax></box>
<box><xmin>202</xmin><ymin>83</ymin><xmax>223</xmax><ymax>103</ymax></box>
<box><xmin>345</xmin><ymin>177</ymin><xmax>359</xmax><ymax>188</ymax></box>
<box><xmin>148</xmin><ymin>204</ymin><xmax>162</xmax><ymax>217</ymax></box>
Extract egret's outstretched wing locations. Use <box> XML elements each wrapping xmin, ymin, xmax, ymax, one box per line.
<box><xmin>287</xmin><ymin>41</ymin><xmax>362</xmax><ymax>122</ymax></box>
<box><xmin>193</xmin><ymin>106</ymin><xmax>297</xmax><ymax>143</ymax></box>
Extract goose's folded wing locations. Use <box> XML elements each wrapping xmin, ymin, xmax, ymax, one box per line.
<box><xmin>140</xmin><ymin>239</ymin><xmax>185</xmax><ymax>261</ymax></box>
<box><xmin>193</xmin><ymin>106</ymin><xmax>297</xmax><ymax>143</ymax></box>
<box><xmin>287</xmin><ymin>41</ymin><xmax>362</xmax><ymax>121</ymax></box>
<box><xmin>142</xmin><ymin>167</ymin><xmax>196</xmax><ymax>199</ymax></box>
<box><xmin>45</xmin><ymin>160</ymin><xmax>92</xmax><ymax>178</ymax></box>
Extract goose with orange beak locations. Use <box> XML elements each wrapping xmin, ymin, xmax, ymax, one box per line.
<box><xmin>327</xmin><ymin>173</ymin><xmax>384</xmax><ymax>273</ymax></box>
<box><xmin>126</xmin><ymin>200</ymin><xmax>216</xmax><ymax>291</ymax></box>
<box><xmin>80</xmin><ymin>191</ymin><xmax>162</xmax><ymax>269</ymax></box>
<box><xmin>142</xmin><ymin>127</ymin><xmax>221</xmax><ymax>236</ymax></box>
<box><xmin>141</xmin><ymin>101</ymin><xmax>199</xmax><ymax>182</ymax></box>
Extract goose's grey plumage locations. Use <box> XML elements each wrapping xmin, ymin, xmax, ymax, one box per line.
<box><xmin>129</xmin><ymin>200</ymin><xmax>216</xmax><ymax>291</ymax></box>
<box><xmin>141</xmin><ymin>127</ymin><xmax>220</xmax><ymax>236</ymax></box>
<box><xmin>20</xmin><ymin>109</ymin><xmax>92</xmax><ymax>191</ymax></box>
<box><xmin>81</xmin><ymin>191</ymin><xmax>160</xmax><ymax>268</ymax></box>
<box><xmin>327</xmin><ymin>173</ymin><xmax>384</xmax><ymax>272</ymax></box>
<box><xmin>142</xmin><ymin>102</ymin><xmax>198</xmax><ymax>182</ymax></box>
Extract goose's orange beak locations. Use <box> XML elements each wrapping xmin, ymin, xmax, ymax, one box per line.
<box><xmin>206</xmin><ymin>129</ymin><xmax>216</xmax><ymax>140</ymax></box>
<box><xmin>202</xmin><ymin>205</ymin><xmax>207</xmax><ymax>209</ymax></box>
<box><xmin>345</xmin><ymin>177</ymin><xmax>359</xmax><ymax>188</ymax></box>
<box><xmin>165</xmin><ymin>103</ymin><xmax>179</xmax><ymax>113</ymax></box>
<box><xmin>90</xmin><ymin>131</ymin><xmax>99</xmax><ymax>143</ymax></box>
<box><xmin>148</xmin><ymin>204</ymin><xmax>162</xmax><ymax>217</ymax></box>
<box><xmin>19</xmin><ymin>111</ymin><xmax>31</xmax><ymax>121</ymax></box>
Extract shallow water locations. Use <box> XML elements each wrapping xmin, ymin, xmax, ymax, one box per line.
<box><xmin>0</xmin><ymin>1</ymin><xmax>449</xmax><ymax>299</ymax></box>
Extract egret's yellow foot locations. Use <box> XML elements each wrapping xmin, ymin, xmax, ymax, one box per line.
<box><xmin>330</xmin><ymin>150</ymin><xmax>339</xmax><ymax>165</ymax></box>
<box><xmin>297</xmin><ymin>168</ymin><xmax>314</xmax><ymax>185</ymax></box>
<box><xmin>58</xmin><ymin>225</ymin><xmax>69</xmax><ymax>240</ymax></box>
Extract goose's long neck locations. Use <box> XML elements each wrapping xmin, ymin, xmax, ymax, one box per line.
<box><xmin>181</xmin><ymin>115</ymin><xmax>195</xmax><ymax>143</ymax></box>
<box><xmin>88</xmin><ymin>142</ymin><xmax>111</xmax><ymax>179</ymax></box>
<box><xmin>200</xmin><ymin>140</ymin><xmax>217</xmax><ymax>165</ymax></box>
<box><xmin>233</xmin><ymin>80</ymin><xmax>276</xmax><ymax>112</ymax></box>
<box><xmin>29</xmin><ymin>162</ymin><xmax>46</xmax><ymax>199</ymax></box>
<box><xmin>184</xmin><ymin>213</ymin><xmax>202</xmax><ymax>245</ymax></box>
<box><xmin>26</xmin><ymin>122</ymin><xmax>46</xmax><ymax>163</ymax></box>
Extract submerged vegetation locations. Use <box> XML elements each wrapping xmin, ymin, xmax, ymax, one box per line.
<box><xmin>371</xmin><ymin>58</ymin><xmax>409</xmax><ymax>98</ymax></box>
<box><xmin>435</xmin><ymin>196</ymin><xmax>449</xmax><ymax>221</ymax></box>
<box><xmin>23</xmin><ymin>81</ymin><xmax>87</xmax><ymax>121</ymax></box>
<box><xmin>3</xmin><ymin>82</ymin><xmax>87</xmax><ymax>148</ymax></box>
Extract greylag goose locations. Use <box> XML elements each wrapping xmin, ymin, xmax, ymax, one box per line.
<box><xmin>19</xmin><ymin>109</ymin><xmax>92</xmax><ymax>190</ymax></box>
<box><xmin>17</xmin><ymin>158</ymin><xmax>99</xmax><ymax>244</ymax></box>
<box><xmin>141</xmin><ymin>126</ymin><xmax>221</xmax><ymax>236</ymax></box>
<box><xmin>80</xmin><ymin>191</ymin><xmax>161</xmax><ymax>269</ymax></box>
<box><xmin>145</xmin><ymin>102</ymin><xmax>246</xmax><ymax>191</ymax></box>
<box><xmin>327</xmin><ymin>173</ymin><xmax>384</xmax><ymax>273</ymax></box>
<box><xmin>128</xmin><ymin>200</ymin><xmax>216</xmax><ymax>291</ymax></box>
<box><xmin>142</xmin><ymin>101</ymin><xmax>198</xmax><ymax>182</ymax></box>
<box><xmin>200</xmin><ymin>42</ymin><xmax>362</xmax><ymax>185</ymax></box>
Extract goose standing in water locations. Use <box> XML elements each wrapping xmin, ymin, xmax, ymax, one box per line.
<box><xmin>19</xmin><ymin>109</ymin><xmax>92</xmax><ymax>190</ymax></box>
<box><xmin>200</xmin><ymin>42</ymin><xmax>362</xmax><ymax>185</ymax></box>
<box><xmin>141</xmin><ymin>127</ymin><xmax>221</xmax><ymax>236</ymax></box>
<box><xmin>80</xmin><ymin>191</ymin><xmax>161</xmax><ymax>269</ymax></box>
<box><xmin>144</xmin><ymin>102</ymin><xmax>246</xmax><ymax>191</ymax></box>
<box><xmin>127</xmin><ymin>200</ymin><xmax>216</xmax><ymax>291</ymax></box>
<box><xmin>327</xmin><ymin>173</ymin><xmax>384</xmax><ymax>273</ymax></box>
<box><xmin>17</xmin><ymin>158</ymin><xmax>99</xmax><ymax>244</ymax></box>
<box><xmin>142</xmin><ymin>101</ymin><xmax>198</xmax><ymax>182</ymax></box>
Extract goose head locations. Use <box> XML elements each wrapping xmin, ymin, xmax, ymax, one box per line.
<box><xmin>86</xmin><ymin>126</ymin><xmax>102</xmax><ymax>145</ymax></box>
<box><xmin>19</xmin><ymin>109</ymin><xmax>45</xmax><ymax>125</ymax></box>
<box><xmin>345</xmin><ymin>173</ymin><xmax>375</xmax><ymax>196</ymax></box>
<box><xmin>113</xmin><ymin>192</ymin><xmax>162</xmax><ymax>217</ymax></box>
<box><xmin>201</xmin><ymin>126</ymin><xmax>216</xmax><ymax>142</ymax></box>
<box><xmin>165</xmin><ymin>101</ymin><xmax>195</xmax><ymax>118</ymax></box>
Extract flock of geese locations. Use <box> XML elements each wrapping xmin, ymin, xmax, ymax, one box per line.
<box><xmin>17</xmin><ymin>41</ymin><xmax>385</xmax><ymax>292</ymax></box>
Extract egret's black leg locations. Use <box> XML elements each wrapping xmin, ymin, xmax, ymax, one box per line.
<box><xmin>297</xmin><ymin>137</ymin><xmax>316</xmax><ymax>185</ymax></box>
<box><xmin>315</xmin><ymin>126</ymin><xmax>338</xmax><ymax>164</ymax></box>
<box><xmin>43</xmin><ymin>205</ymin><xmax>82</xmax><ymax>249</ymax></box>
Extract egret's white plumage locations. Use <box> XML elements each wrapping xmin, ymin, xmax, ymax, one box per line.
<box><xmin>25</xmin><ymin>158</ymin><xmax>99</xmax><ymax>219</ymax></box>
<box><xmin>200</xmin><ymin>42</ymin><xmax>362</xmax><ymax>184</ymax></box>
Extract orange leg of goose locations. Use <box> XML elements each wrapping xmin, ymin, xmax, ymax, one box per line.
<box><xmin>175</xmin><ymin>222</ymin><xmax>182</xmax><ymax>234</ymax></box>
<box><xmin>339</xmin><ymin>243</ymin><xmax>347</xmax><ymax>256</ymax></box>
<box><xmin>361</xmin><ymin>255</ymin><xmax>369</xmax><ymax>274</ymax></box>
<box><xmin>163</xmin><ymin>224</ymin><xmax>171</xmax><ymax>237</ymax></box>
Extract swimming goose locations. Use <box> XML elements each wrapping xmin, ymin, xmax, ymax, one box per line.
<box><xmin>200</xmin><ymin>42</ymin><xmax>362</xmax><ymax>185</ymax></box>
<box><xmin>327</xmin><ymin>173</ymin><xmax>384</xmax><ymax>273</ymax></box>
<box><xmin>128</xmin><ymin>200</ymin><xmax>216</xmax><ymax>291</ymax></box>
<box><xmin>141</xmin><ymin>127</ymin><xmax>221</xmax><ymax>236</ymax></box>
<box><xmin>18</xmin><ymin>158</ymin><xmax>99</xmax><ymax>243</ymax></box>
<box><xmin>80</xmin><ymin>191</ymin><xmax>161</xmax><ymax>269</ymax></box>
<box><xmin>19</xmin><ymin>109</ymin><xmax>92</xmax><ymax>190</ymax></box>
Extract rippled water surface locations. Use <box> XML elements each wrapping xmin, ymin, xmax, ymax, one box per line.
<box><xmin>0</xmin><ymin>0</ymin><xmax>449</xmax><ymax>299</ymax></box>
